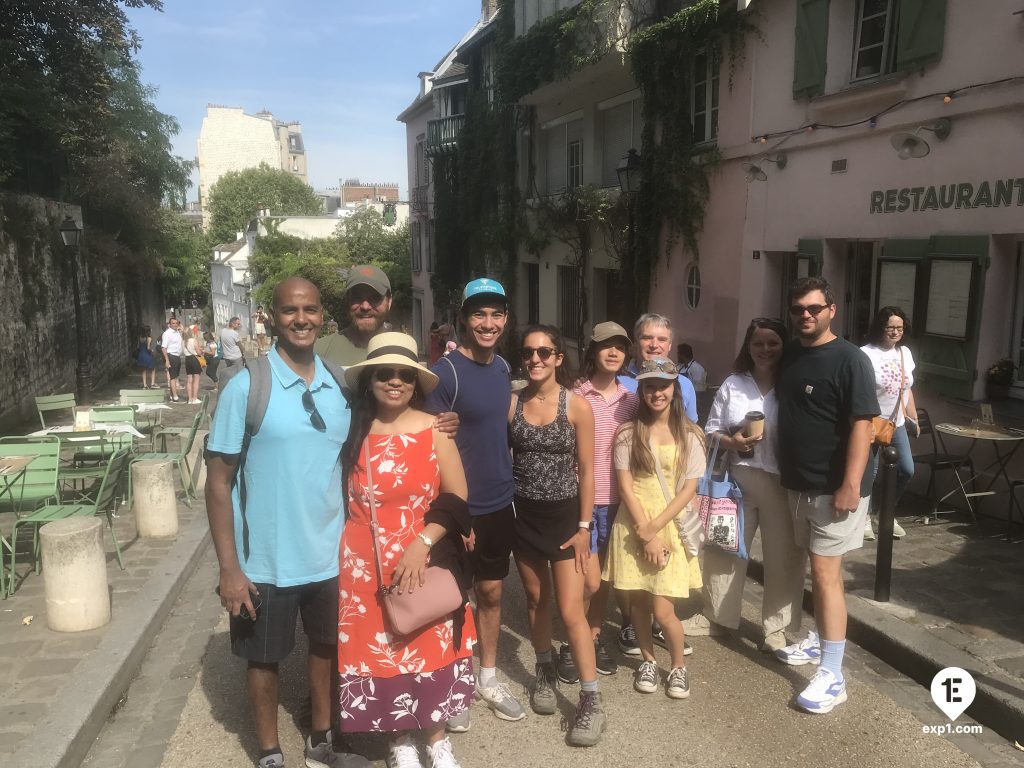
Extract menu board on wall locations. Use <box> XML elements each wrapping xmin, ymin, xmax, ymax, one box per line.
<box><xmin>877</xmin><ymin>261</ymin><xmax>917</xmax><ymax>318</ymax></box>
<box><xmin>925</xmin><ymin>259</ymin><xmax>973</xmax><ymax>339</ymax></box>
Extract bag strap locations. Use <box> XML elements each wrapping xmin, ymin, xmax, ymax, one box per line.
<box><xmin>704</xmin><ymin>434</ymin><xmax>722</xmax><ymax>482</ymax></box>
<box><xmin>650</xmin><ymin>437</ymin><xmax>681</xmax><ymax>505</ymax></box>
<box><xmin>363</xmin><ymin>443</ymin><xmax>388</xmax><ymax>589</ymax></box>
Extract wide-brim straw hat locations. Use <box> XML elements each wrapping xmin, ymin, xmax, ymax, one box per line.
<box><xmin>343</xmin><ymin>332</ymin><xmax>439</xmax><ymax>393</ymax></box>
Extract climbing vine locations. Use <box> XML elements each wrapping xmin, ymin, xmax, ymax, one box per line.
<box><xmin>430</xmin><ymin>0</ymin><xmax>755</xmax><ymax>325</ymax></box>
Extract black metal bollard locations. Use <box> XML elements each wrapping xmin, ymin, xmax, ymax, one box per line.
<box><xmin>873</xmin><ymin>445</ymin><xmax>899</xmax><ymax>602</ymax></box>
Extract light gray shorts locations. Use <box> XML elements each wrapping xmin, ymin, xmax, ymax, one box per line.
<box><xmin>788</xmin><ymin>492</ymin><xmax>868</xmax><ymax>557</ymax></box>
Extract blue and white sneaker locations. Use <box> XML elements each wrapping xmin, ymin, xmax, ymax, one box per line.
<box><xmin>795</xmin><ymin>668</ymin><xmax>848</xmax><ymax>714</ymax></box>
<box><xmin>775</xmin><ymin>630</ymin><xmax>821</xmax><ymax>666</ymax></box>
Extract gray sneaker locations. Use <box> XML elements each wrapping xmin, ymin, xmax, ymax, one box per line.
<box><xmin>259</xmin><ymin>753</ymin><xmax>284</xmax><ymax>768</ymax></box>
<box><xmin>633</xmin><ymin>660</ymin><xmax>659</xmax><ymax>694</ymax></box>
<box><xmin>476</xmin><ymin>678</ymin><xmax>526</xmax><ymax>721</ymax></box>
<box><xmin>305</xmin><ymin>731</ymin><xmax>372</xmax><ymax>768</ymax></box>
<box><xmin>446</xmin><ymin>707</ymin><xmax>471</xmax><ymax>733</ymax></box>
<box><xmin>666</xmin><ymin>666</ymin><xmax>690</xmax><ymax>699</ymax></box>
<box><xmin>530</xmin><ymin>661</ymin><xmax>558</xmax><ymax>715</ymax></box>
<box><xmin>567</xmin><ymin>691</ymin><xmax>606</xmax><ymax>747</ymax></box>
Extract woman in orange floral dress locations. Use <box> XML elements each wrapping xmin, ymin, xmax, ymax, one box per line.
<box><xmin>338</xmin><ymin>333</ymin><xmax>475</xmax><ymax>768</ymax></box>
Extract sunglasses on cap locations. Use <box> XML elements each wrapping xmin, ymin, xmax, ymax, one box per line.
<box><xmin>638</xmin><ymin>359</ymin><xmax>679</xmax><ymax>376</ymax></box>
<box><xmin>521</xmin><ymin>346</ymin><xmax>557</xmax><ymax>361</ymax></box>
<box><xmin>373</xmin><ymin>367</ymin><xmax>418</xmax><ymax>384</ymax></box>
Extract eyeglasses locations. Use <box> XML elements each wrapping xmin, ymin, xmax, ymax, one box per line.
<box><xmin>884</xmin><ymin>326</ymin><xmax>905</xmax><ymax>333</ymax></box>
<box><xmin>788</xmin><ymin>304</ymin><xmax>830</xmax><ymax>317</ymax></box>
<box><xmin>301</xmin><ymin>389</ymin><xmax>326</xmax><ymax>432</ymax></box>
<box><xmin>639</xmin><ymin>359</ymin><xmax>679</xmax><ymax>376</ymax></box>
<box><xmin>349</xmin><ymin>290</ymin><xmax>387</xmax><ymax>307</ymax></box>
<box><xmin>374</xmin><ymin>367</ymin><xmax>417</xmax><ymax>384</ymax></box>
<box><xmin>521</xmin><ymin>346</ymin><xmax>557</xmax><ymax>361</ymax></box>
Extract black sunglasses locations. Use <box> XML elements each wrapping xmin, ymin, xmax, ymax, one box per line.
<box><xmin>301</xmin><ymin>389</ymin><xmax>326</xmax><ymax>432</ymax></box>
<box><xmin>788</xmin><ymin>304</ymin><xmax>830</xmax><ymax>317</ymax></box>
<box><xmin>521</xmin><ymin>346</ymin><xmax>557</xmax><ymax>361</ymax></box>
<box><xmin>374</xmin><ymin>367</ymin><xmax>418</xmax><ymax>384</ymax></box>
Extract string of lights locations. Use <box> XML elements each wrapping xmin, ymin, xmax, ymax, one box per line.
<box><xmin>751</xmin><ymin>75</ymin><xmax>1024</xmax><ymax>145</ymax></box>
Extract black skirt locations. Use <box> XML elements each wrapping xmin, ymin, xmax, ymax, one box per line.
<box><xmin>513</xmin><ymin>495</ymin><xmax>579</xmax><ymax>562</ymax></box>
<box><xmin>184</xmin><ymin>355</ymin><xmax>202</xmax><ymax>375</ymax></box>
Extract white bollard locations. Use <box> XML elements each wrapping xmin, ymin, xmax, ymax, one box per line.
<box><xmin>41</xmin><ymin>517</ymin><xmax>110</xmax><ymax>632</ymax></box>
<box><xmin>133</xmin><ymin>459</ymin><xmax>179</xmax><ymax>537</ymax></box>
<box><xmin>188</xmin><ymin>429</ymin><xmax>209</xmax><ymax>494</ymax></box>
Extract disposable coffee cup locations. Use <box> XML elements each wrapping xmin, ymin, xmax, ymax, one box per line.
<box><xmin>745</xmin><ymin>411</ymin><xmax>765</xmax><ymax>439</ymax></box>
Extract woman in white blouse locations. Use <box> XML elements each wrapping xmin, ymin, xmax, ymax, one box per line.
<box><xmin>860</xmin><ymin>306</ymin><xmax>918</xmax><ymax>540</ymax></box>
<box><xmin>702</xmin><ymin>318</ymin><xmax>806</xmax><ymax>653</ymax></box>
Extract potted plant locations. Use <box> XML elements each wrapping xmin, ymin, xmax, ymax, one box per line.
<box><xmin>986</xmin><ymin>358</ymin><xmax>1016</xmax><ymax>399</ymax></box>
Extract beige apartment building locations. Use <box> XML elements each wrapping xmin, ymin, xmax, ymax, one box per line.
<box><xmin>196</xmin><ymin>106</ymin><xmax>308</xmax><ymax>228</ymax></box>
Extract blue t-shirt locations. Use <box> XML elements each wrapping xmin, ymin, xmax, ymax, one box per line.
<box><xmin>207</xmin><ymin>348</ymin><xmax>351</xmax><ymax>587</ymax></box>
<box><xmin>425</xmin><ymin>350</ymin><xmax>514</xmax><ymax>516</ymax></box>
<box><xmin>618</xmin><ymin>362</ymin><xmax>698</xmax><ymax>422</ymax></box>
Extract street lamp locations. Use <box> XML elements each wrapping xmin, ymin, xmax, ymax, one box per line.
<box><xmin>616</xmin><ymin>148</ymin><xmax>643</xmax><ymax>195</ymax></box>
<box><xmin>59</xmin><ymin>215</ymin><xmax>92</xmax><ymax>404</ymax></box>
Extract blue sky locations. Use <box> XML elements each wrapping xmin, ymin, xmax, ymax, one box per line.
<box><xmin>126</xmin><ymin>0</ymin><xmax>482</xmax><ymax>200</ymax></box>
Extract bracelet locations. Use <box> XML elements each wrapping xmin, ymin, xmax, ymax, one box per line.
<box><xmin>577</xmin><ymin>521</ymin><xmax>592</xmax><ymax>531</ymax></box>
<box><xmin>417</xmin><ymin>532</ymin><xmax>434</xmax><ymax>548</ymax></box>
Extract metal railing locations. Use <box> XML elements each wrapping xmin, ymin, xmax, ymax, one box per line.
<box><xmin>411</xmin><ymin>185</ymin><xmax>429</xmax><ymax>214</ymax></box>
<box><xmin>426</xmin><ymin>115</ymin><xmax>465</xmax><ymax>156</ymax></box>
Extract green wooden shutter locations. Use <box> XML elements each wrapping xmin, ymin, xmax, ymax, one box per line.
<box><xmin>793</xmin><ymin>0</ymin><xmax>829</xmax><ymax>99</ymax></box>
<box><xmin>897</xmin><ymin>0</ymin><xmax>946</xmax><ymax>72</ymax></box>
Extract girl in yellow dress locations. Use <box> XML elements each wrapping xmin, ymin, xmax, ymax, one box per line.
<box><xmin>604</xmin><ymin>358</ymin><xmax>706</xmax><ymax>700</ymax></box>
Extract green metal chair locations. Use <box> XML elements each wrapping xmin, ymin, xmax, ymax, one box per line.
<box><xmin>121</xmin><ymin>389</ymin><xmax>168</xmax><ymax>448</ymax></box>
<box><xmin>35</xmin><ymin>393</ymin><xmax>77</xmax><ymax>429</ymax></box>
<box><xmin>0</xmin><ymin>437</ymin><xmax>61</xmax><ymax>515</ymax></box>
<box><xmin>57</xmin><ymin>431</ymin><xmax>132</xmax><ymax>501</ymax></box>
<box><xmin>8</xmin><ymin>449</ymin><xmax>131</xmax><ymax>595</ymax></box>
<box><xmin>156</xmin><ymin>392</ymin><xmax>211</xmax><ymax>441</ymax></box>
<box><xmin>128</xmin><ymin>410</ymin><xmax>203</xmax><ymax>509</ymax></box>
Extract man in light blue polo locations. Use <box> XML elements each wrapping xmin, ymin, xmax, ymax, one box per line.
<box><xmin>206</xmin><ymin>277</ymin><xmax>368</xmax><ymax>768</ymax></box>
<box><xmin>618</xmin><ymin>313</ymin><xmax>698</xmax><ymax>421</ymax></box>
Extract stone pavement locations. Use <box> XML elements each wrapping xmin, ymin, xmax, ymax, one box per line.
<box><xmin>749</xmin><ymin>492</ymin><xmax>1024</xmax><ymax>744</ymax></box>
<box><xmin>0</xmin><ymin>371</ymin><xmax>216</xmax><ymax>766</ymax></box>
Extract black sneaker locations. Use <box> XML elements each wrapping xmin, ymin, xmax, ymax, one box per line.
<box><xmin>594</xmin><ymin>636</ymin><xmax>617</xmax><ymax>675</ymax></box>
<box><xmin>556</xmin><ymin>643</ymin><xmax>579</xmax><ymax>684</ymax></box>
<box><xmin>652</xmin><ymin>621</ymin><xmax>666</xmax><ymax>648</ymax></box>
<box><xmin>618</xmin><ymin>624</ymin><xmax>641</xmax><ymax>657</ymax></box>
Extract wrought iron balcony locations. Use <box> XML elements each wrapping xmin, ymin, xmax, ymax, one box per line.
<box><xmin>426</xmin><ymin>115</ymin><xmax>465</xmax><ymax>156</ymax></box>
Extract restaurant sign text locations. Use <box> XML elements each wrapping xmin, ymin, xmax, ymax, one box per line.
<box><xmin>870</xmin><ymin>178</ymin><xmax>1024</xmax><ymax>214</ymax></box>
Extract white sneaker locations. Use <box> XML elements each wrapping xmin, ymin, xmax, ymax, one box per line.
<box><xmin>795</xmin><ymin>667</ymin><xmax>848</xmax><ymax>714</ymax></box>
<box><xmin>475</xmin><ymin>679</ymin><xmax>526</xmax><ymax>721</ymax></box>
<box><xmin>892</xmin><ymin>520</ymin><xmax>907</xmax><ymax>538</ymax></box>
<box><xmin>864</xmin><ymin>517</ymin><xmax>876</xmax><ymax>541</ymax></box>
<box><xmin>681</xmin><ymin>614</ymin><xmax>724</xmax><ymax>636</ymax></box>
<box><xmin>387</xmin><ymin>733</ymin><xmax>424</xmax><ymax>768</ymax></box>
<box><xmin>775</xmin><ymin>630</ymin><xmax>821</xmax><ymax>666</ymax></box>
<box><xmin>427</xmin><ymin>737</ymin><xmax>461</xmax><ymax>768</ymax></box>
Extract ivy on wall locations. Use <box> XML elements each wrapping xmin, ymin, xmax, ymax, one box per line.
<box><xmin>430</xmin><ymin>0</ymin><xmax>754</xmax><ymax>323</ymax></box>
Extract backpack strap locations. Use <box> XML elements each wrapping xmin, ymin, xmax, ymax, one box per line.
<box><xmin>440</xmin><ymin>355</ymin><xmax>459</xmax><ymax>409</ymax></box>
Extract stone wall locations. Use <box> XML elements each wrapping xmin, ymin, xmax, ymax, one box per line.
<box><xmin>0</xmin><ymin>194</ymin><xmax>161</xmax><ymax>431</ymax></box>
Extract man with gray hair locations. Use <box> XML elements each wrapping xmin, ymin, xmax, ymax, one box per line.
<box><xmin>618</xmin><ymin>313</ymin><xmax>698</xmax><ymax>421</ymax></box>
<box><xmin>220</xmin><ymin>316</ymin><xmax>244</xmax><ymax>370</ymax></box>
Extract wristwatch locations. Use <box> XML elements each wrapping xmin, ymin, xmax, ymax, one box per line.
<box><xmin>417</xmin><ymin>532</ymin><xmax>434</xmax><ymax>548</ymax></box>
<box><xmin>577</xmin><ymin>521</ymin><xmax>592</xmax><ymax>531</ymax></box>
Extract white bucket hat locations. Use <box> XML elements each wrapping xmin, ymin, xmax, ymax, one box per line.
<box><xmin>343</xmin><ymin>332</ymin><xmax>439</xmax><ymax>393</ymax></box>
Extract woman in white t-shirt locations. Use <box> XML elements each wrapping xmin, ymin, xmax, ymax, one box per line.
<box><xmin>702</xmin><ymin>318</ymin><xmax>806</xmax><ymax>653</ymax></box>
<box><xmin>861</xmin><ymin>306</ymin><xmax>919</xmax><ymax>540</ymax></box>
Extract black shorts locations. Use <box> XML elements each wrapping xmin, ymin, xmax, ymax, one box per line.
<box><xmin>166</xmin><ymin>354</ymin><xmax>181</xmax><ymax>378</ymax></box>
<box><xmin>468</xmin><ymin>503</ymin><xmax>516</xmax><ymax>582</ymax></box>
<box><xmin>513</xmin><ymin>495</ymin><xmax>578</xmax><ymax>563</ymax></box>
<box><xmin>184</xmin><ymin>355</ymin><xmax>202</xmax><ymax>375</ymax></box>
<box><xmin>229</xmin><ymin>577</ymin><xmax>338</xmax><ymax>664</ymax></box>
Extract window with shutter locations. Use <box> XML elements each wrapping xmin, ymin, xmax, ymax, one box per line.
<box><xmin>851</xmin><ymin>0</ymin><xmax>945</xmax><ymax>82</ymax></box>
<box><xmin>793</xmin><ymin>0</ymin><xmax>830</xmax><ymax>99</ymax></box>
<box><xmin>896</xmin><ymin>0</ymin><xmax>946</xmax><ymax>71</ymax></box>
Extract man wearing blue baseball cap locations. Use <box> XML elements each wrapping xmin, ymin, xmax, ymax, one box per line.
<box><xmin>425</xmin><ymin>277</ymin><xmax>526</xmax><ymax>728</ymax></box>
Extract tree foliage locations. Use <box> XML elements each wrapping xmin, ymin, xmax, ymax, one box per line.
<box><xmin>249</xmin><ymin>207</ymin><xmax>411</xmax><ymax>324</ymax></box>
<box><xmin>156</xmin><ymin>209</ymin><xmax>209</xmax><ymax>308</ymax></box>
<box><xmin>207</xmin><ymin>164</ymin><xmax>323</xmax><ymax>245</ymax></box>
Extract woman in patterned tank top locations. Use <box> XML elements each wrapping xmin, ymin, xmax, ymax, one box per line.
<box><xmin>508</xmin><ymin>325</ymin><xmax>605</xmax><ymax>747</ymax></box>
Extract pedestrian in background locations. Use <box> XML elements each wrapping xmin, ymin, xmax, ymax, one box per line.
<box><xmin>774</xmin><ymin>276</ymin><xmax>878</xmax><ymax>715</ymax></box>
<box><xmin>510</xmin><ymin>325</ymin><xmax>602</xmax><ymax>746</ymax></box>
<box><xmin>161</xmin><ymin>317</ymin><xmax>183</xmax><ymax>402</ymax></box>
<box><xmin>677</xmin><ymin>343</ymin><xmax>708</xmax><ymax>392</ymax></box>
<box><xmin>182</xmin><ymin>330</ymin><xmax>203</xmax><ymax>404</ymax></box>
<box><xmin>137</xmin><ymin>325</ymin><xmax>156</xmax><ymax>389</ymax></box>
<box><xmin>703</xmin><ymin>317</ymin><xmax>805</xmax><ymax>653</ymax></box>
<box><xmin>605</xmin><ymin>358</ymin><xmax>706</xmax><ymax>701</ymax></box>
<box><xmin>339</xmin><ymin>332</ymin><xmax>474</xmax><ymax>768</ymax></box>
<box><xmin>861</xmin><ymin>306</ymin><xmax>918</xmax><ymax>540</ymax></box>
<box><xmin>204</xmin><ymin>331</ymin><xmax>220</xmax><ymax>383</ymax></box>
<box><xmin>572</xmin><ymin>321</ymin><xmax>638</xmax><ymax>677</ymax></box>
